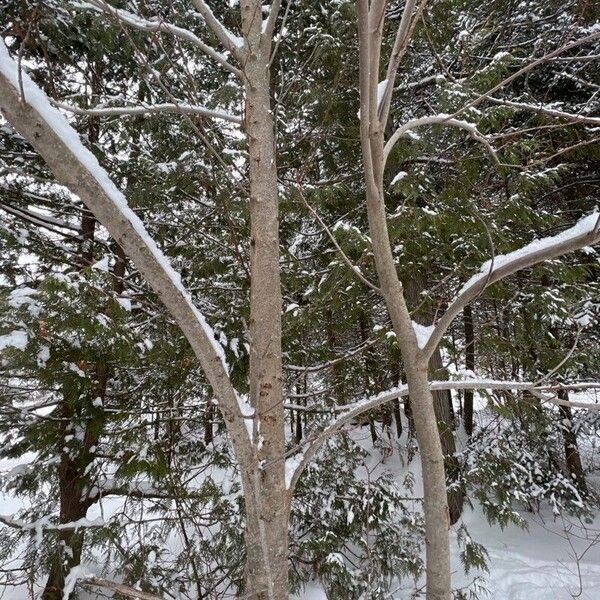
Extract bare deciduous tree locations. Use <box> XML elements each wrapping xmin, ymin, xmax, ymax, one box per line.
<box><xmin>1</xmin><ymin>2</ymin><xmax>599</xmax><ymax>599</ymax></box>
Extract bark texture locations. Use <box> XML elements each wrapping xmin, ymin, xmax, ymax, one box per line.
<box><xmin>463</xmin><ymin>305</ymin><xmax>475</xmax><ymax>437</ymax></box>
<box><xmin>240</xmin><ymin>2</ymin><xmax>289</xmax><ymax>598</ymax></box>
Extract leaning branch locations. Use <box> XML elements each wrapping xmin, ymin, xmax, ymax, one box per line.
<box><xmin>190</xmin><ymin>0</ymin><xmax>245</xmax><ymax>59</ymax></box>
<box><xmin>0</xmin><ymin>43</ymin><xmax>252</xmax><ymax>455</ymax></box>
<box><xmin>54</xmin><ymin>101</ymin><xmax>242</xmax><ymax>124</ymax></box>
<box><xmin>286</xmin><ymin>378</ymin><xmax>600</xmax><ymax>491</ymax></box>
<box><xmin>487</xmin><ymin>96</ymin><xmax>600</xmax><ymax>126</ymax></box>
<box><xmin>79</xmin><ymin>0</ymin><xmax>242</xmax><ymax>77</ymax></box>
<box><xmin>383</xmin><ymin>114</ymin><xmax>500</xmax><ymax>167</ymax></box>
<box><xmin>79</xmin><ymin>577</ymin><xmax>163</xmax><ymax>600</ymax></box>
<box><xmin>423</xmin><ymin>211</ymin><xmax>600</xmax><ymax>357</ymax></box>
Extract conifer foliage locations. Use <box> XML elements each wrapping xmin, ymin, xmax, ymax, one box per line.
<box><xmin>0</xmin><ymin>1</ymin><xmax>599</xmax><ymax>599</ymax></box>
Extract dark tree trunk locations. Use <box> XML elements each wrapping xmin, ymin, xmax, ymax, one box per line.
<box><xmin>463</xmin><ymin>305</ymin><xmax>475</xmax><ymax>437</ymax></box>
<box><xmin>559</xmin><ymin>390</ymin><xmax>587</xmax><ymax>494</ymax></box>
<box><xmin>393</xmin><ymin>399</ymin><xmax>403</xmax><ymax>438</ymax></box>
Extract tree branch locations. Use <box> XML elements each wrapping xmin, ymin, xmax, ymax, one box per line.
<box><xmin>423</xmin><ymin>211</ymin><xmax>600</xmax><ymax>357</ymax></box>
<box><xmin>487</xmin><ymin>96</ymin><xmax>600</xmax><ymax>126</ymax></box>
<box><xmin>383</xmin><ymin>114</ymin><xmax>501</xmax><ymax>168</ymax></box>
<box><xmin>79</xmin><ymin>577</ymin><xmax>163</xmax><ymax>600</ymax></box>
<box><xmin>0</xmin><ymin>42</ymin><xmax>253</xmax><ymax>457</ymax></box>
<box><xmin>378</xmin><ymin>0</ymin><xmax>425</xmax><ymax>125</ymax></box>
<box><xmin>79</xmin><ymin>0</ymin><xmax>242</xmax><ymax>78</ymax></box>
<box><xmin>262</xmin><ymin>0</ymin><xmax>283</xmax><ymax>45</ymax></box>
<box><xmin>190</xmin><ymin>0</ymin><xmax>245</xmax><ymax>58</ymax></box>
<box><xmin>286</xmin><ymin>378</ymin><xmax>600</xmax><ymax>491</ymax></box>
<box><xmin>54</xmin><ymin>100</ymin><xmax>242</xmax><ymax>124</ymax></box>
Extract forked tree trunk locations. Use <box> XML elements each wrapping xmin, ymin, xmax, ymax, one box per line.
<box><xmin>356</xmin><ymin>4</ymin><xmax>451</xmax><ymax>595</ymax></box>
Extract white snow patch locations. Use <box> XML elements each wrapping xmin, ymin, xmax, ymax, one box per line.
<box><xmin>285</xmin><ymin>452</ymin><xmax>304</xmax><ymax>489</ymax></box>
<box><xmin>236</xmin><ymin>393</ymin><xmax>255</xmax><ymax>441</ymax></box>
<box><xmin>412</xmin><ymin>321</ymin><xmax>434</xmax><ymax>349</ymax></box>
<box><xmin>377</xmin><ymin>79</ymin><xmax>389</xmax><ymax>109</ymax></box>
<box><xmin>391</xmin><ymin>171</ymin><xmax>408</xmax><ymax>186</ymax></box>
<box><xmin>0</xmin><ymin>330</ymin><xmax>28</xmax><ymax>352</ymax></box>
<box><xmin>92</xmin><ymin>256</ymin><xmax>109</xmax><ymax>272</ymax></box>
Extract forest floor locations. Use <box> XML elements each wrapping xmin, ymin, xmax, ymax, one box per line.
<box><xmin>299</xmin><ymin>424</ymin><xmax>600</xmax><ymax>599</ymax></box>
<box><xmin>2</xmin><ymin>426</ymin><xmax>600</xmax><ymax>599</ymax></box>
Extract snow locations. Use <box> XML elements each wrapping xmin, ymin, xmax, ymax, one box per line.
<box><xmin>377</xmin><ymin>79</ymin><xmax>389</xmax><ymax>109</ymax></box>
<box><xmin>460</xmin><ymin>211</ymin><xmax>600</xmax><ymax>296</ymax></box>
<box><xmin>294</xmin><ymin>427</ymin><xmax>600</xmax><ymax>599</ymax></box>
<box><xmin>36</xmin><ymin>345</ymin><xmax>50</xmax><ymax>367</ymax></box>
<box><xmin>0</xmin><ymin>514</ymin><xmax>105</xmax><ymax>531</ymax></box>
<box><xmin>236</xmin><ymin>393</ymin><xmax>255</xmax><ymax>441</ymax></box>
<box><xmin>116</xmin><ymin>296</ymin><xmax>132</xmax><ymax>312</ymax></box>
<box><xmin>285</xmin><ymin>452</ymin><xmax>304</xmax><ymax>489</ymax></box>
<box><xmin>63</xmin><ymin>565</ymin><xmax>93</xmax><ymax>599</ymax></box>
<box><xmin>91</xmin><ymin>256</ymin><xmax>109</xmax><ymax>272</ymax></box>
<box><xmin>412</xmin><ymin>321</ymin><xmax>434</xmax><ymax>349</ymax></box>
<box><xmin>390</xmin><ymin>170</ymin><xmax>408</xmax><ymax>185</ymax></box>
<box><xmin>0</xmin><ymin>330</ymin><xmax>28</xmax><ymax>351</ymax></box>
<box><xmin>0</xmin><ymin>41</ymin><xmax>229</xmax><ymax>372</ymax></box>
<box><xmin>7</xmin><ymin>286</ymin><xmax>38</xmax><ymax>307</ymax></box>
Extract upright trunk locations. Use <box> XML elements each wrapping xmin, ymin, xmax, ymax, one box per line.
<box><xmin>558</xmin><ymin>390</ymin><xmax>587</xmax><ymax>494</ymax></box>
<box><xmin>241</xmin><ymin>3</ymin><xmax>288</xmax><ymax>598</ymax></box>
<box><xmin>405</xmin><ymin>363</ymin><xmax>452</xmax><ymax>600</ymax></box>
<box><xmin>463</xmin><ymin>305</ymin><xmax>475</xmax><ymax>437</ymax></box>
<box><xmin>405</xmin><ymin>279</ymin><xmax>463</xmax><ymax>524</ymax></box>
<box><xmin>42</xmin><ymin>405</ymin><xmax>88</xmax><ymax>600</ymax></box>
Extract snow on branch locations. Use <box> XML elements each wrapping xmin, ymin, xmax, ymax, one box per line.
<box><xmin>423</xmin><ymin>211</ymin><xmax>600</xmax><ymax>357</ymax></box>
<box><xmin>54</xmin><ymin>100</ymin><xmax>242</xmax><ymax>124</ymax></box>
<box><xmin>0</xmin><ymin>515</ymin><xmax>104</xmax><ymax>531</ymax></box>
<box><xmin>0</xmin><ymin>42</ymin><xmax>253</xmax><ymax>452</ymax></box>
<box><xmin>72</xmin><ymin>573</ymin><xmax>163</xmax><ymax>600</ymax></box>
<box><xmin>285</xmin><ymin>378</ymin><xmax>600</xmax><ymax>491</ymax></box>
<box><xmin>487</xmin><ymin>96</ymin><xmax>600</xmax><ymax>126</ymax></box>
<box><xmin>383</xmin><ymin>114</ymin><xmax>500</xmax><ymax>167</ymax></box>
<box><xmin>77</xmin><ymin>0</ymin><xmax>242</xmax><ymax>77</ymax></box>
<box><xmin>190</xmin><ymin>0</ymin><xmax>245</xmax><ymax>56</ymax></box>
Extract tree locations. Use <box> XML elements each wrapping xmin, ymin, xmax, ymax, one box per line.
<box><xmin>1</xmin><ymin>1</ymin><xmax>600</xmax><ymax>599</ymax></box>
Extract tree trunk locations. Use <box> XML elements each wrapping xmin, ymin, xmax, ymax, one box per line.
<box><xmin>405</xmin><ymin>363</ymin><xmax>452</xmax><ymax>600</ymax></box>
<box><xmin>405</xmin><ymin>278</ymin><xmax>464</xmax><ymax>524</ymax></box>
<box><xmin>240</xmin><ymin>2</ymin><xmax>288</xmax><ymax>597</ymax></box>
<box><xmin>43</xmin><ymin>189</ymin><xmax>122</xmax><ymax>600</ymax></box>
<box><xmin>463</xmin><ymin>305</ymin><xmax>475</xmax><ymax>437</ymax></box>
<box><xmin>558</xmin><ymin>390</ymin><xmax>587</xmax><ymax>494</ymax></box>
<box><xmin>393</xmin><ymin>399</ymin><xmax>403</xmax><ymax>438</ymax></box>
<box><xmin>42</xmin><ymin>408</ymin><xmax>87</xmax><ymax>600</ymax></box>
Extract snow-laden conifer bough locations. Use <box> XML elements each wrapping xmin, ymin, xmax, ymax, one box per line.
<box><xmin>1</xmin><ymin>1</ymin><xmax>600</xmax><ymax>598</ymax></box>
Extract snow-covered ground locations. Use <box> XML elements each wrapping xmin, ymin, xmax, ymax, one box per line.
<box><xmin>296</xmin><ymin>426</ymin><xmax>600</xmax><ymax>600</ymax></box>
<box><xmin>3</xmin><ymin>434</ymin><xmax>600</xmax><ymax>599</ymax></box>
